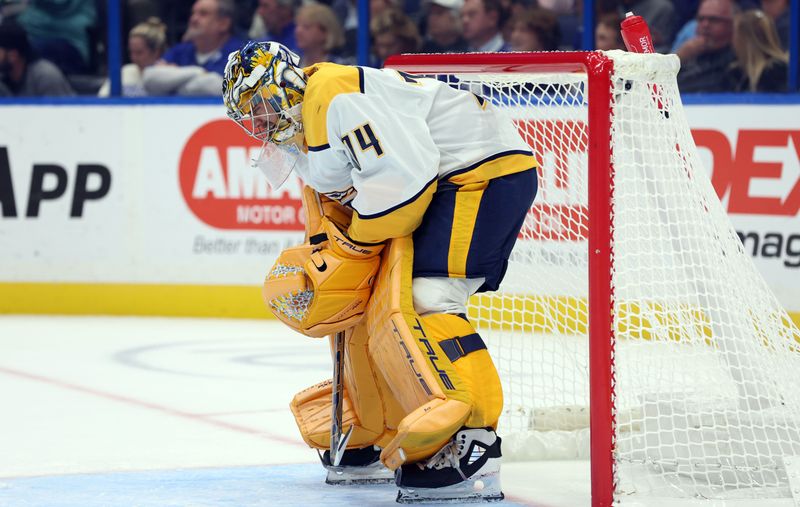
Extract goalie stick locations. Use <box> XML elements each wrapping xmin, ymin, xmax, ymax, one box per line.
<box><xmin>330</xmin><ymin>329</ymin><xmax>354</xmax><ymax>466</ymax></box>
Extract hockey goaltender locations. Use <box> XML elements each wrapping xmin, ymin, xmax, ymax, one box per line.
<box><xmin>222</xmin><ymin>41</ymin><xmax>538</xmax><ymax>503</ymax></box>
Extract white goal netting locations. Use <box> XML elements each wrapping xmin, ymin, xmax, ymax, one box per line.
<box><xmin>409</xmin><ymin>51</ymin><xmax>800</xmax><ymax>501</ymax></box>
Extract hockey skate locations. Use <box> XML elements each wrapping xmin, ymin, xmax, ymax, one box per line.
<box><xmin>320</xmin><ymin>446</ymin><xmax>395</xmax><ymax>485</ymax></box>
<box><xmin>395</xmin><ymin>428</ymin><xmax>504</xmax><ymax>503</ymax></box>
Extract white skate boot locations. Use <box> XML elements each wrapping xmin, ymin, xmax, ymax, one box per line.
<box><xmin>395</xmin><ymin>428</ymin><xmax>504</xmax><ymax>503</ymax></box>
<box><xmin>320</xmin><ymin>446</ymin><xmax>395</xmax><ymax>485</ymax></box>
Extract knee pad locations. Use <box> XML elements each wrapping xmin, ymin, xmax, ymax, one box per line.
<box><xmin>411</xmin><ymin>276</ymin><xmax>484</xmax><ymax>316</ymax></box>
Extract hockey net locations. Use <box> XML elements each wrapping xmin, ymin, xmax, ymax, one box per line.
<box><xmin>386</xmin><ymin>51</ymin><xmax>800</xmax><ymax>503</ymax></box>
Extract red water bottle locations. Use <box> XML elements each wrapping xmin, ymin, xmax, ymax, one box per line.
<box><xmin>620</xmin><ymin>11</ymin><xmax>667</xmax><ymax>116</ymax></box>
<box><xmin>620</xmin><ymin>11</ymin><xmax>655</xmax><ymax>54</ymax></box>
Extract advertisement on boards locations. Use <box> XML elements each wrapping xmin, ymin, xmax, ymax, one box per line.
<box><xmin>686</xmin><ymin>105</ymin><xmax>800</xmax><ymax>308</ymax></box>
<box><xmin>0</xmin><ymin>106</ymin><xmax>304</xmax><ymax>288</ymax></box>
<box><xmin>0</xmin><ymin>102</ymin><xmax>798</xmax><ymax>315</ymax></box>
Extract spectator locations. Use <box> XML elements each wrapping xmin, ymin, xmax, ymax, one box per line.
<box><xmin>0</xmin><ymin>21</ymin><xmax>74</xmax><ymax>96</ymax></box>
<box><xmin>595</xmin><ymin>12</ymin><xmax>625</xmax><ymax>51</ymax></box>
<box><xmin>760</xmin><ymin>0</ymin><xmax>789</xmax><ymax>49</ymax></box>
<box><xmin>294</xmin><ymin>4</ymin><xmax>348</xmax><ymax>66</ymax></box>
<box><xmin>728</xmin><ymin>9</ymin><xmax>788</xmax><ymax>91</ymax></box>
<box><xmin>676</xmin><ymin>0</ymin><xmax>738</xmax><ymax>92</ymax></box>
<box><xmin>370</xmin><ymin>8</ymin><xmax>421</xmax><ymax>66</ymax></box>
<box><xmin>144</xmin><ymin>0</ymin><xmax>243</xmax><ymax>95</ymax></box>
<box><xmin>619</xmin><ymin>0</ymin><xmax>676</xmax><ymax>53</ymax></box>
<box><xmin>508</xmin><ymin>7</ymin><xmax>560</xmax><ymax>52</ymax></box>
<box><xmin>420</xmin><ymin>0</ymin><xmax>468</xmax><ymax>53</ymax></box>
<box><xmin>461</xmin><ymin>0</ymin><xmax>510</xmax><ymax>52</ymax></box>
<box><xmin>15</xmin><ymin>0</ymin><xmax>96</xmax><ymax>74</ymax></box>
<box><xmin>671</xmin><ymin>0</ymin><xmax>760</xmax><ymax>53</ymax></box>
<box><xmin>99</xmin><ymin>17</ymin><xmax>167</xmax><ymax>97</ymax></box>
<box><xmin>166</xmin><ymin>0</ymin><xmax>241</xmax><ymax>74</ymax></box>
<box><xmin>250</xmin><ymin>0</ymin><xmax>299</xmax><ymax>53</ymax></box>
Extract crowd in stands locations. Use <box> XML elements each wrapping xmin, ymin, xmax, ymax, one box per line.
<box><xmin>0</xmin><ymin>0</ymin><xmax>794</xmax><ymax>97</ymax></box>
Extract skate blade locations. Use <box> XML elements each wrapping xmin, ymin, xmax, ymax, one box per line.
<box><xmin>396</xmin><ymin>474</ymin><xmax>503</xmax><ymax>504</ymax></box>
<box><xmin>325</xmin><ymin>464</ymin><xmax>395</xmax><ymax>485</ymax></box>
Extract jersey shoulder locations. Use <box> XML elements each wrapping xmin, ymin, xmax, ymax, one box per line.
<box><xmin>301</xmin><ymin>63</ymin><xmax>365</xmax><ymax>149</ymax></box>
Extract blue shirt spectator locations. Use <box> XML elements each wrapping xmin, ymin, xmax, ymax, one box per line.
<box><xmin>143</xmin><ymin>0</ymin><xmax>242</xmax><ymax>96</ymax></box>
<box><xmin>163</xmin><ymin>36</ymin><xmax>244</xmax><ymax>76</ymax></box>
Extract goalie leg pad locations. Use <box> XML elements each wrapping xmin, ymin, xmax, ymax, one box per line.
<box><xmin>380</xmin><ymin>313</ymin><xmax>503</xmax><ymax>469</ymax></box>
<box><xmin>290</xmin><ymin>378</ymin><xmax>383</xmax><ymax>450</ymax></box>
<box><xmin>340</xmin><ymin>321</ymin><xmax>405</xmax><ymax>449</ymax></box>
<box><xmin>290</xmin><ymin>323</ymin><xmax>398</xmax><ymax>450</ymax></box>
<box><xmin>416</xmin><ymin>313</ymin><xmax>504</xmax><ymax>430</ymax></box>
<box><xmin>365</xmin><ymin>237</ymin><xmax>503</xmax><ymax>470</ymax></box>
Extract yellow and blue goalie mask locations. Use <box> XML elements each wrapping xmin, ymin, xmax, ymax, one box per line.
<box><xmin>223</xmin><ymin>41</ymin><xmax>307</xmax><ymax>189</ymax></box>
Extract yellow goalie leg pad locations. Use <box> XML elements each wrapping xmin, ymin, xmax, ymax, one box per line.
<box><xmin>341</xmin><ymin>320</ymin><xmax>405</xmax><ymax>449</ymax></box>
<box><xmin>366</xmin><ymin>237</ymin><xmax>502</xmax><ymax>469</ymax></box>
<box><xmin>290</xmin><ymin>378</ymin><xmax>368</xmax><ymax>449</ymax></box>
<box><xmin>378</xmin><ymin>313</ymin><xmax>503</xmax><ymax>469</ymax></box>
<box><xmin>289</xmin><ymin>323</ymin><xmax>401</xmax><ymax>450</ymax></box>
<box><xmin>366</xmin><ymin>237</ymin><xmax>447</xmax><ymax>415</ymax></box>
<box><xmin>416</xmin><ymin>313</ymin><xmax>504</xmax><ymax>430</ymax></box>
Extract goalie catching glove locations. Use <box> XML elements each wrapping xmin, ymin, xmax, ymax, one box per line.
<box><xmin>263</xmin><ymin>217</ymin><xmax>384</xmax><ymax>337</ymax></box>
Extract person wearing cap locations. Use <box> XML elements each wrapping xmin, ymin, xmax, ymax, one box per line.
<box><xmin>0</xmin><ymin>21</ymin><xmax>74</xmax><ymax>97</ymax></box>
<box><xmin>421</xmin><ymin>0</ymin><xmax>468</xmax><ymax>53</ymax></box>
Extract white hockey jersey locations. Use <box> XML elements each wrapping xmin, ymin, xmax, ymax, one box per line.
<box><xmin>296</xmin><ymin>63</ymin><xmax>537</xmax><ymax>243</ymax></box>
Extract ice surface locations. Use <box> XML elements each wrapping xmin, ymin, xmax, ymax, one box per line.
<box><xmin>0</xmin><ymin>463</ymin><xmax>534</xmax><ymax>507</ymax></box>
<box><xmin>0</xmin><ymin>316</ymin><xmax>564</xmax><ymax>506</ymax></box>
<box><xmin>3</xmin><ymin>315</ymin><xmax>794</xmax><ymax>506</ymax></box>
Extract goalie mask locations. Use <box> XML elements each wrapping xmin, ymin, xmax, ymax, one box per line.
<box><xmin>223</xmin><ymin>41</ymin><xmax>308</xmax><ymax>189</ymax></box>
